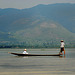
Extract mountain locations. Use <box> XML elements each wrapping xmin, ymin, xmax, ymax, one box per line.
<box><xmin>0</xmin><ymin>3</ymin><xmax>75</xmax><ymax>47</ymax></box>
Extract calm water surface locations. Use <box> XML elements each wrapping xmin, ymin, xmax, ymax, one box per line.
<box><xmin>0</xmin><ymin>48</ymin><xmax>75</xmax><ymax>75</ymax></box>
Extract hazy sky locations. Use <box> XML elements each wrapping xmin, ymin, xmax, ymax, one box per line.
<box><xmin>0</xmin><ymin>0</ymin><xmax>75</xmax><ymax>9</ymax></box>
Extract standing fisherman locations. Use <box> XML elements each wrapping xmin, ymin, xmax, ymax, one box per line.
<box><xmin>59</xmin><ymin>40</ymin><xmax>65</xmax><ymax>55</ymax></box>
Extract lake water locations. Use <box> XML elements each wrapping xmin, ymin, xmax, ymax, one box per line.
<box><xmin>0</xmin><ymin>48</ymin><xmax>75</xmax><ymax>75</ymax></box>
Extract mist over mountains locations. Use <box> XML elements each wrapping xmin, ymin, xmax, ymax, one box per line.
<box><xmin>0</xmin><ymin>3</ymin><xmax>75</xmax><ymax>48</ymax></box>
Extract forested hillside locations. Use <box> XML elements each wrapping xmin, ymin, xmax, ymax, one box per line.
<box><xmin>0</xmin><ymin>3</ymin><xmax>75</xmax><ymax>48</ymax></box>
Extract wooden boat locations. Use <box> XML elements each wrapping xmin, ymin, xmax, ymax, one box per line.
<box><xmin>9</xmin><ymin>52</ymin><xmax>61</xmax><ymax>56</ymax></box>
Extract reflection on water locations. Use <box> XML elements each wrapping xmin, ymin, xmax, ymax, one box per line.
<box><xmin>0</xmin><ymin>48</ymin><xmax>75</xmax><ymax>75</ymax></box>
<box><xmin>59</xmin><ymin>55</ymin><xmax>66</xmax><ymax>58</ymax></box>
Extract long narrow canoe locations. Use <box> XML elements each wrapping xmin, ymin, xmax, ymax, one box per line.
<box><xmin>9</xmin><ymin>52</ymin><xmax>61</xmax><ymax>56</ymax></box>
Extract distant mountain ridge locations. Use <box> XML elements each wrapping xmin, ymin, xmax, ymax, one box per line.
<box><xmin>0</xmin><ymin>3</ymin><xmax>75</xmax><ymax>47</ymax></box>
<box><xmin>0</xmin><ymin>3</ymin><xmax>75</xmax><ymax>32</ymax></box>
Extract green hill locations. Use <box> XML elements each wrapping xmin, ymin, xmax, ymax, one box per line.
<box><xmin>0</xmin><ymin>3</ymin><xmax>75</xmax><ymax>48</ymax></box>
<box><xmin>10</xmin><ymin>18</ymin><xmax>75</xmax><ymax>47</ymax></box>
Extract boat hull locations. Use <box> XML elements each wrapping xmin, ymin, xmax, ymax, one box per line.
<box><xmin>9</xmin><ymin>52</ymin><xmax>61</xmax><ymax>56</ymax></box>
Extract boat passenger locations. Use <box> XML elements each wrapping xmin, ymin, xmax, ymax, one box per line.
<box><xmin>59</xmin><ymin>40</ymin><xmax>65</xmax><ymax>55</ymax></box>
<box><xmin>23</xmin><ymin>49</ymin><xmax>28</xmax><ymax>54</ymax></box>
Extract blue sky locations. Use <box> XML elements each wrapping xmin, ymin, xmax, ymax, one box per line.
<box><xmin>0</xmin><ymin>0</ymin><xmax>75</xmax><ymax>9</ymax></box>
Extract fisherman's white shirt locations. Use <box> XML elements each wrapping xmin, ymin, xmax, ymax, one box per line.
<box><xmin>23</xmin><ymin>51</ymin><xmax>28</xmax><ymax>54</ymax></box>
<box><xmin>61</xmin><ymin>42</ymin><xmax>65</xmax><ymax>48</ymax></box>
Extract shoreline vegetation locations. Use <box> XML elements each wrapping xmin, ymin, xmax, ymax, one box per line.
<box><xmin>0</xmin><ymin>40</ymin><xmax>75</xmax><ymax>48</ymax></box>
<box><xmin>0</xmin><ymin>45</ymin><xmax>75</xmax><ymax>48</ymax></box>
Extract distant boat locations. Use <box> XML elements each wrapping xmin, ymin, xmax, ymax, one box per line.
<box><xmin>9</xmin><ymin>52</ymin><xmax>61</xmax><ymax>56</ymax></box>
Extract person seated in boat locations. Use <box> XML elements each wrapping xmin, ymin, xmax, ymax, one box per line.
<box><xmin>23</xmin><ymin>49</ymin><xmax>28</xmax><ymax>54</ymax></box>
<box><xmin>59</xmin><ymin>40</ymin><xmax>65</xmax><ymax>55</ymax></box>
